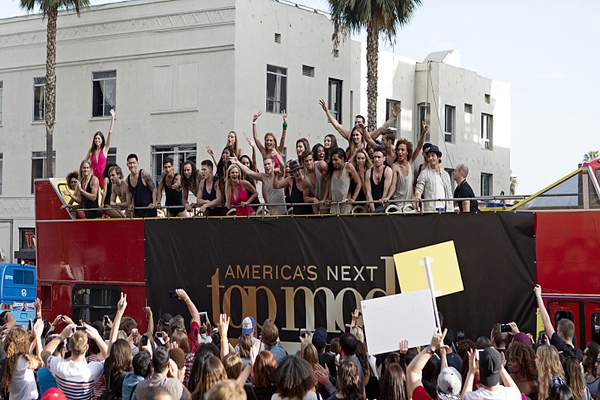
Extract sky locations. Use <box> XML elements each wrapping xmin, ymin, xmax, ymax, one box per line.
<box><xmin>3</xmin><ymin>0</ymin><xmax>599</xmax><ymax>195</ymax></box>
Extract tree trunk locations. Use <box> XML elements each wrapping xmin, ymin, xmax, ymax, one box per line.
<box><xmin>44</xmin><ymin>5</ymin><xmax>58</xmax><ymax>179</ymax></box>
<box><xmin>366</xmin><ymin>21</ymin><xmax>378</xmax><ymax>132</ymax></box>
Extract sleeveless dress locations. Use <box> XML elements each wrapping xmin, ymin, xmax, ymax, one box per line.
<box><xmin>92</xmin><ymin>150</ymin><xmax>107</xmax><ymax>189</ymax></box>
<box><xmin>127</xmin><ymin>169</ymin><xmax>157</xmax><ymax>218</ymax></box>
<box><xmin>82</xmin><ymin>178</ymin><xmax>102</xmax><ymax>219</ymax></box>
<box><xmin>330</xmin><ymin>164</ymin><xmax>351</xmax><ymax>214</ymax></box>
<box><xmin>231</xmin><ymin>184</ymin><xmax>254</xmax><ymax>216</ymax></box>
<box><xmin>163</xmin><ymin>173</ymin><xmax>185</xmax><ymax>216</ymax></box>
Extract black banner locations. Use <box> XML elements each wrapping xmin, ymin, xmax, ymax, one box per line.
<box><xmin>145</xmin><ymin>212</ymin><xmax>536</xmax><ymax>344</ymax></box>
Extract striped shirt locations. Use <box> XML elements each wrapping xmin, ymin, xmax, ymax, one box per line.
<box><xmin>48</xmin><ymin>356</ymin><xmax>104</xmax><ymax>400</ymax></box>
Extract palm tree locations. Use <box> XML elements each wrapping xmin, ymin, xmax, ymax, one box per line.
<box><xmin>583</xmin><ymin>150</ymin><xmax>599</xmax><ymax>162</ymax></box>
<box><xmin>510</xmin><ymin>175</ymin><xmax>518</xmax><ymax>196</ymax></box>
<box><xmin>20</xmin><ymin>0</ymin><xmax>90</xmax><ymax>178</ymax></box>
<box><xmin>328</xmin><ymin>0</ymin><xmax>422</xmax><ymax>131</ymax></box>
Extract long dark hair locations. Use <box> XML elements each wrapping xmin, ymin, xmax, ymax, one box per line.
<box><xmin>326</xmin><ymin>147</ymin><xmax>347</xmax><ymax>178</ymax></box>
<box><xmin>337</xmin><ymin>360</ymin><xmax>364</xmax><ymax>400</ymax></box>
<box><xmin>106</xmin><ymin>339</ymin><xmax>132</xmax><ymax>382</ymax></box>
<box><xmin>180</xmin><ymin>160</ymin><xmax>198</xmax><ymax>192</ymax></box>
<box><xmin>379</xmin><ymin>363</ymin><xmax>408</xmax><ymax>400</ymax></box>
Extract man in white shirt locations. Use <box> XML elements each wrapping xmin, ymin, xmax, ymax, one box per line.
<box><xmin>461</xmin><ymin>347</ymin><xmax>521</xmax><ymax>400</ymax></box>
<box><xmin>413</xmin><ymin>145</ymin><xmax>453</xmax><ymax>212</ymax></box>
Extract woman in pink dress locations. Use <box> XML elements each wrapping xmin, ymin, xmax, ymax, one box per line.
<box><xmin>225</xmin><ymin>164</ymin><xmax>257</xmax><ymax>216</ymax></box>
<box><xmin>85</xmin><ymin>108</ymin><xmax>115</xmax><ymax>189</ymax></box>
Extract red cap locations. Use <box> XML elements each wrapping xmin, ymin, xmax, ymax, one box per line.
<box><xmin>41</xmin><ymin>388</ymin><xmax>67</xmax><ymax>400</ymax></box>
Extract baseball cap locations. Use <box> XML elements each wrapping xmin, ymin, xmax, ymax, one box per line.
<box><xmin>312</xmin><ymin>327</ymin><xmax>328</xmax><ymax>352</ymax></box>
<box><xmin>241</xmin><ymin>316</ymin><xmax>256</xmax><ymax>335</ymax></box>
<box><xmin>41</xmin><ymin>388</ymin><xmax>67</xmax><ymax>400</ymax></box>
<box><xmin>479</xmin><ymin>347</ymin><xmax>501</xmax><ymax>387</ymax></box>
<box><xmin>437</xmin><ymin>366</ymin><xmax>462</xmax><ymax>396</ymax></box>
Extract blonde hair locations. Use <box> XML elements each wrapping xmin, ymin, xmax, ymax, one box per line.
<box><xmin>224</xmin><ymin>164</ymin><xmax>241</xmax><ymax>209</ymax></box>
<box><xmin>264</xmin><ymin>132</ymin><xmax>278</xmax><ymax>152</ymax></box>
<box><xmin>536</xmin><ymin>345</ymin><xmax>565</xmax><ymax>400</ymax></box>
<box><xmin>78</xmin><ymin>159</ymin><xmax>93</xmax><ymax>189</ymax></box>
<box><xmin>300</xmin><ymin>343</ymin><xmax>319</xmax><ymax>371</ymax></box>
<box><xmin>2</xmin><ymin>326</ymin><xmax>29</xmax><ymax>389</ymax></box>
<box><xmin>565</xmin><ymin>356</ymin><xmax>586</xmax><ymax>400</ymax></box>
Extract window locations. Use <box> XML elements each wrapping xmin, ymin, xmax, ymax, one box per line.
<box><xmin>445</xmin><ymin>168</ymin><xmax>456</xmax><ymax>191</ymax></box>
<box><xmin>107</xmin><ymin>147</ymin><xmax>117</xmax><ymax>165</ymax></box>
<box><xmin>386</xmin><ymin>100</ymin><xmax>400</xmax><ymax>132</ymax></box>
<box><xmin>33</xmin><ymin>77</ymin><xmax>46</xmax><ymax>121</ymax></box>
<box><xmin>302</xmin><ymin>65</ymin><xmax>315</xmax><ymax>77</ymax></box>
<box><xmin>444</xmin><ymin>105</ymin><xmax>455</xmax><ymax>143</ymax></box>
<box><xmin>481</xmin><ymin>113</ymin><xmax>493</xmax><ymax>150</ymax></box>
<box><xmin>274</xmin><ymin>33</ymin><xmax>281</xmax><ymax>43</ymax></box>
<box><xmin>554</xmin><ymin>310</ymin><xmax>574</xmax><ymax>324</ymax></box>
<box><xmin>418</xmin><ymin>103</ymin><xmax>431</xmax><ymax>142</ymax></box>
<box><xmin>464</xmin><ymin>103</ymin><xmax>473</xmax><ymax>114</ymax></box>
<box><xmin>591</xmin><ymin>313</ymin><xmax>600</xmax><ymax>344</ymax></box>
<box><xmin>484</xmin><ymin>94</ymin><xmax>491</xmax><ymax>104</ymax></box>
<box><xmin>13</xmin><ymin>269</ymin><xmax>34</xmax><ymax>285</ymax></box>
<box><xmin>151</xmin><ymin>144</ymin><xmax>196</xmax><ymax>183</ymax></box>
<box><xmin>92</xmin><ymin>71</ymin><xmax>116</xmax><ymax>117</ymax></box>
<box><xmin>266</xmin><ymin>65</ymin><xmax>287</xmax><ymax>114</ymax></box>
<box><xmin>31</xmin><ymin>151</ymin><xmax>55</xmax><ymax>194</ymax></box>
<box><xmin>0</xmin><ymin>81</ymin><xmax>3</xmax><ymax>125</ymax></box>
<box><xmin>72</xmin><ymin>285</ymin><xmax>121</xmax><ymax>325</ymax></box>
<box><xmin>0</xmin><ymin>153</ymin><xmax>3</xmax><ymax>195</ymax></box>
<box><xmin>328</xmin><ymin>78</ymin><xmax>342</xmax><ymax>124</ymax></box>
<box><xmin>480</xmin><ymin>173</ymin><xmax>492</xmax><ymax>197</ymax></box>
<box><xmin>333</xmin><ymin>49</ymin><xmax>339</xmax><ymax>58</ymax></box>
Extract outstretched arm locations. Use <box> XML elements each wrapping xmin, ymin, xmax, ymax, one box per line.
<box><xmin>246</xmin><ymin>137</ymin><xmax>259</xmax><ymax>172</ymax></box>
<box><xmin>358</xmin><ymin>122</ymin><xmax>378</xmax><ymax>149</ymax></box>
<box><xmin>277</xmin><ymin>111</ymin><xmax>287</xmax><ymax>154</ymax></box>
<box><xmin>370</xmin><ymin>104</ymin><xmax>401</xmax><ymax>139</ymax></box>
<box><xmin>461</xmin><ymin>349</ymin><xmax>477</xmax><ymax>400</ymax></box>
<box><xmin>346</xmin><ymin>163</ymin><xmax>362</xmax><ymax>202</ymax></box>
<box><xmin>176</xmin><ymin>288</ymin><xmax>200</xmax><ymax>327</ymax></box>
<box><xmin>104</xmin><ymin>109</ymin><xmax>116</xmax><ymax>155</ymax></box>
<box><xmin>109</xmin><ymin>292</ymin><xmax>127</xmax><ymax>352</ymax></box>
<box><xmin>206</xmin><ymin>145</ymin><xmax>218</xmax><ymax>168</ymax></box>
<box><xmin>407</xmin><ymin>329</ymin><xmax>447</xmax><ymax>398</ymax></box>
<box><xmin>410</xmin><ymin>121</ymin><xmax>428</xmax><ymax>164</ymax></box>
<box><xmin>252</xmin><ymin>112</ymin><xmax>267</xmax><ymax>156</ymax></box>
<box><xmin>319</xmin><ymin>99</ymin><xmax>350</xmax><ymax>141</ymax></box>
<box><xmin>231</xmin><ymin>157</ymin><xmax>264</xmax><ymax>181</ymax></box>
<box><xmin>535</xmin><ymin>285</ymin><xmax>556</xmax><ymax>338</ymax></box>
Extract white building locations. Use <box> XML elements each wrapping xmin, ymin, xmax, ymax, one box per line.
<box><xmin>0</xmin><ymin>0</ymin><xmax>510</xmax><ymax>262</ymax></box>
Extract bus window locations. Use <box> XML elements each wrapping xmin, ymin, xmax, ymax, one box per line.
<box><xmin>72</xmin><ymin>285</ymin><xmax>120</xmax><ymax>323</ymax></box>
<box><xmin>13</xmin><ymin>270</ymin><xmax>34</xmax><ymax>285</ymax></box>
<box><xmin>592</xmin><ymin>313</ymin><xmax>600</xmax><ymax>344</ymax></box>
<box><xmin>555</xmin><ymin>310</ymin><xmax>574</xmax><ymax>323</ymax></box>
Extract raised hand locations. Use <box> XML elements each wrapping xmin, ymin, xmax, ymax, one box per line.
<box><xmin>282</xmin><ymin>110</ymin><xmax>287</xmax><ymax>124</ymax></box>
<box><xmin>392</xmin><ymin>104</ymin><xmax>401</xmax><ymax>118</ymax></box>
<box><xmin>117</xmin><ymin>292</ymin><xmax>127</xmax><ymax>313</ymax></box>
<box><xmin>318</xmin><ymin>99</ymin><xmax>328</xmax><ymax>112</ymax></box>
<box><xmin>252</xmin><ymin>112</ymin><xmax>262</xmax><ymax>122</ymax></box>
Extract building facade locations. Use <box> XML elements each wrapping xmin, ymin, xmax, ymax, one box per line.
<box><xmin>0</xmin><ymin>0</ymin><xmax>510</xmax><ymax>261</ymax></box>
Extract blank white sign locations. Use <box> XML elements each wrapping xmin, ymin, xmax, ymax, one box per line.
<box><xmin>361</xmin><ymin>289</ymin><xmax>436</xmax><ymax>355</ymax></box>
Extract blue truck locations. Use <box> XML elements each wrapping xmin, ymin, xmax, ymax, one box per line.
<box><xmin>0</xmin><ymin>264</ymin><xmax>37</xmax><ymax>326</ymax></box>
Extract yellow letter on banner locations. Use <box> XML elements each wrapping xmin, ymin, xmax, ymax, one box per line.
<box><xmin>393</xmin><ymin>241</ymin><xmax>464</xmax><ymax>297</ymax></box>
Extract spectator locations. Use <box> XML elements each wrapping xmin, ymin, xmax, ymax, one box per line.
<box><xmin>273</xmin><ymin>160</ymin><xmax>313</xmax><ymax>215</ymax></box>
<box><xmin>349</xmin><ymin>149</ymin><xmax>371</xmax><ymax>207</ymax></box>
<box><xmin>207</xmin><ymin>379</ymin><xmax>247</xmax><ymax>400</ymax></box>
<box><xmin>329</xmin><ymin>360</ymin><xmax>363</xmax><ymax>400</ymax></box>
<box><xmin>252</xmin><ymin>111</ymin><xmax>287</xmax><ymax>170</ymax></box>
<box><xmin>413</xmin><ymin>142</ymin><xmax>432</xmax><ymax>189</ymax></box>
<box><xmin>244</xmin><ymin>350</ymin><xmax>277</xmax><ymax>400</ymax></box>
<box><xmin>506</xmin><ymin>341</ymin><xmax>538</xmax><ymax>400</ymax></box>
<box><xmin>535</xmin><ymin>285</ymin><xmax>583</xmax><ymax>360</ymax></box>
<box><xmin>536</xmin><ymin>345</ymin><xmax>566</xmax><ymax>400</ymax></box>
<box><xmin>37</xmin><ymin>333</ymin><xmax>64</xmax><ymax>396</ymax></box>
<box><xmin>124</xmin><ymin>153</ymin><xmax>157</xmax><ymax>218</ymax></box>
<box><xmin>156</xmin><ymin>157</ymin><xmax>186</xmax><ymax>217</ymax></box>
<box><xmin>195</xmin><ymin>160</ymin><xmax>225</xmax><ymax>216</ymax></box>
<box><xmin>136</xmin><ymin>347</ymin><xmax>190</xmax><ymax>400</ymax></box>
<box><xmin>65</xmin><ymin>160</ymin><xmax>102</xmax><ymax>219</ymax></box>
<box><xmin>260</xmin><ymin>320</ymin><xmax>288</xmax><ymax>366</ymax></box>
<box><xmin>323</xmin><ymin>134</ymin><xmax>339</xmax><ymax>163</ymax></box>
<box><xmin>273</xmin><ymin>356</ymin><xmax>318</xmax><ymax>400</ymax></box>
<box><xmin>100</xmin><ymin>162</ymin><xmax>119</xmax><ymax>217</ymax></box>
<box><xmin>564</xmin><ymin>357</ymin><xmax>591</xmax><ymax>400</ymax></box>
<box><xmin>43</xmin><ymin>324</ymin><xmax>108</xmax><ymax>400</ymax></box>
<box><xmin>102</xmin><ymin>339</ymin><xmax>132</xmax><ymax>400</ymax></box>
<box><xmin>312</xmin><ymin>143</ymin><xmax>326</xmax><ymax>163</ymax></box>
<box><xmin>222</xmin><ymin>353</ymin><xmax>243</xmax><ymax>381</ymax></box>
<box><xmin>226</xmin><ymin>131</ymin><xmax>244</xmax><ymax>159</ymax></box>
<box><xmin>413</xmin><ymin>145</ymin><xmax>453</xmax><ymax>213</ymax></box>
<box><xmin>189</xmin><ymin>355</ymin><xmax>226</xmax><ymax>400</ymax></box>
<box><xmin>301</xmin><ymin>150</ymin><xmax>329</xmax><ymax>214</ymax></box>
<box><xmin>453</xmin><ymin>164</ymin><xmax>479</xmax><ymax>213</ymax></box>
<box><xmin>338</xmin><ymin>333</ymin><xmax>364</xmax><ymax>394</ymax></box>
<box><xmin>122</xmin><ymin>351</ymin><xmax>151</xmax><ymax>400</ymax></box>
<box><xmin>169</xmin><ymin>348</ymin><xmax>187</xmax><ymax>383</ymax></box>
<box><xmin>233</xmin><ymin>155</ymin><xmax>285</xmax><ymax>215</ymax></box>
<box><xmin>326</xmin><ymin>148</ymin><xmax>362</xmax><ymax>214</ymax></box>
<box><xmin>364</xmin><ymin>145</ymin><xmax>393</xmax><ymax>213</ymax></box>
<box><xmin>548</xmin><ymin>385</ymin><xmax>574</xmax><ymax>400</ymax></box>
<box><xmin>379</xmin><ymin>363</ymin><xmax>408</xmax><ymax>400</ymax></box>
<box><xmin>490</xmin><ymin>323</ymin><xmax>509</xmax><ymax>354</ymax></box>
<box><xmin>224</xmin><ymin>164</ymin><xmax>258</xmax><ymax>216</ymax></box>
<box><xmin>180</xmin><ymin>161</ymin><xmax>200</xmax><ymax>214</ymax></box>
<box><xmin>85</xmin><ymin>108</ymin><xmax>115</xmax><ymax>188</ymax></box>
<box><xmin>461</xmin><ymin>347</ymin><xmax>520</xmax><ymax>400</ymax></box>
<box><xmin>583</xmin><ymin>343</ymin><xmax>600</xmax><ymax>398</ymax></box>
<box><xmin>2</xmin><ymin>322</ymin><xmax>44</xmax><ymax>400</ymax></box>
<box><xmin>345</xmin><ymin>127</ymin><xmax>366</xmax><ymax>162</ymax></box>
<box><xmin>312</xmin><ymin>327</ymin><xmax>337</xmax><ymax>380</ymax></box>
<box><xmin>296</xmin><ymin>138</ymin><xmax>311</xmax><ymax>161</ymax></box>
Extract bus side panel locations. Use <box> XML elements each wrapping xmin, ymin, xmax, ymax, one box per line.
<box><xmin>1</xmin><ymin>265</ymin><xmax>37</xmax><ymax>326</ymax></box>
<box><xmin>536</xmin><ymin>212</ymin><xmax>600</xmax><ymax>295</ymax></box>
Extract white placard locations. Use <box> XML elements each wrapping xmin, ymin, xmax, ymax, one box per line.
<box><xmin>361</xmin><ymin>289</ymin><xmax>436</xmax><ymax>355</ymax></box>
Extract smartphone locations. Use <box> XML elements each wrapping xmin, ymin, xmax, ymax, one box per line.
<box><xmin>345</xmin><ymin>324</ymin><xmax>351</xmax><ymax>333</ymax></box>
<box><xmin>476</xmin><ymin>349</ymin><xmax>484</xmax><ymax>360</ymax></box>
<box><xmin>103</xmin><ymin>315</ymin><xmax>109</xmax><ymax>323</ymax></box>
<box><xmin>538</xmin><ymin>331</ymin><xmax>547</xmax><ymax>344</ymax></box>
<box><xmin>140</xmin><ymin>334</ymin><xmax>148</xmax><ymax>346</ymax></box>
<box><xmin>168</xmin><ymin>291</ymin><xmax>178</xmax><ymax>298</ymax></box>
<box><xmin>199</xmin><ymin>311</ymin><xmax>208</xmax><ymax>325</ymax></box>
<box><xmin>27</xmin><ymin>319</ymin><xmax>32</xmax><ymax>331</ymax></box>
<box><xmin>300</xmin><ymin>328</ymin><xmax>307</xmax><ymax>338</ymax></box>
<box><xmin>60</xmin><ymin>315</ymin><xmax>65</xmax><ymax>321</ymax></box>
<box><xmin>75</xmin><ymin>326</ymin><xmax>86</xmax><ymax>331</ymax></box>
<box><xmin>500</xmin><ymin>323</ymin><xmax>511</xmax><ymax>333</ymax></box>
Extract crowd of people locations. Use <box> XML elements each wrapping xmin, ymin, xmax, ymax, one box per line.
<box><xmin>61</xmin><ymin>102</ymin><xmax>482</xmax><ymax>219</ymax></box>
<box><xmin>0</xmin><ymin>284</ymin><xmax>594</xmax><ymax>400</ymax></box>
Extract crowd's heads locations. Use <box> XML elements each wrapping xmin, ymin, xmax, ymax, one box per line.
<box><xmin>288</xmin><ymin>160</ymin><xmax>303</xmax><ymax>174</ymax></box>
<box><xmin>127</xmin><ymin>153</ymin><xmax>139</xmax><ymax>162</ymax></box>
<box><xmin>70</xmin><ymin>330</ymin><xmax>89</xmax><ymax>356</ymax></box>
<box><xmin>491</xmin><ymin>323</ymin><xmax>509</xmax><ymax>348</ymax></box>
<box><xmin>311</xmin><ymin>327</ymin><xmax>327</xmax><ymax>353</ymax></box>
<box><xmin>66</xmin><ymin>171</ymin><xmax>79</xmax><ymax>189</ymax></box>
<box><xmin>264</xmin><ymin>132</ymin><xmax>278</xmax><ymax>150</ymax></box>
<box><xmin>261</xmin><ymin>320</ymin><xmax>279</xmax><ymax>347</ymax></box>
<box><xmin>324</xmin><ymin>134</ymin><xmax>338</xmax><ymax>151</ymax></box>
<box><xmin>92</xmin><ymin>131</ymin><xmax>106</xmax><ymax>150</ymax></box>
<box><xmin>583</xmin><ymin>342</ymin><xmax>600</xmax><ymax>373</ymax></box>
<box><xmin>152</xmin><ymin>346</ymin><xmax>171</xmax><ymax>373</ymax></box>
<box><xmin>191</xmin><ymin>355</ymin><xmax>227</xmax><ymax>399</ymax></box>
<box><xmin>557</xmin><ymin>318</ymin><xmax>575</xmax><ymax>341</ymax></box>
<box><xmin>425</xmin><ymin>144</ymin><xmax>442</xmax><ymax>159</ymax></box>
<box><xmin>548</xmin><ymin>384</ymin><xmax>574</xmax><ymax>400</ymax></box>
<box><xmin>299</xmin><ymin>343</ymin><xmax>318</xmax><ymax>369</ymax></box>
<box><xmin>108</xmin><ymin>165</ymin><xmax>123</xmax><ymax>181</ymax></box>
<box><xmin>159</xmin><ymin>313</ymin><xmax>173</xmax><ymax>332</ymax></box>
<box><xmin>351</xmin><ymin>148</ymin><xmax>372</xmax><ymax>171</ymax></box>
<box><xmin>506</xmin><ymin>341</ymin><xmax>537</xmax><ymax>381</ymax></box>
<box><xmin>512</xmin><ymin>332</ymin><xmax>533</xmax><ymax>346</ymax></box>
<box><xmin>241</xmin><ymin>316</ymin><xmax>256</xmax><ymax>335</ymax></box>
<box><xmin>252</xmin><ymin>350</ymin><xmax>278</xmax><ymax>387</ymax></box>
<box><xmin>133</xmin><ymin>350</ymin><xmax>152</xmax><ymax>378</ymax></box>
<box><xmin>395</xmin><ymin>139</ymin><xmax>413</xmax><ymax>163</ymax></box>
<box><xmin>171</xmin><ymin>329</ymin><xmax>190</xmax><ymax>353</ymax></box>
<box><xmin>479</xmin><ymin>347</ymin><xmax>501</xmax><ymax>387</ymax></box>
<box><xmin>120</xmin><ymin>316</ymin><xmax>138</xmax><ymax>336</ymax></box>
<box><xmin>312</xmin><ymin>143</ymin><xmax>325</xmax><ymax>162</ymax></box>
<box><xmin>107</xmin><ymin>339</ymin><xmax>133</xmax><ymax>377</ymax></box>
<box><xmin>222</xmin><ymin>353</ymin><xmax>243</xmax><ymax>380</ymax></box>
<box><xmin>274</xmin><ymin>356</ymin><xmax>316</xmax><ymax>399</ymax></box>
<box><xmin>237</xmin><ymin>335</ymin><xmax>252</xmax><ymax>358</ymax></box>
<box><xmin>79</xmin><ymin>160</ymin><xmax>92</xmax><ymax>179</ymax></box>
<box><xmin>337</xmin><ymin>360</ymin><xmax>363</xmax><ymax>399</ymax></box>
<box><xmin>437</xmin><ymin>366</ymin><xmax>462</xmax><ymax>397</ymax></box>
<box><xmin>296</xmin><ymin>138</ymin><xmax>310</xmax><ymax>156</ymax></box>
<box><xmin>227</xmin><ymin>131</ymin><xmax>238</xmax><ymax>149</ymax></box>
<box><xmin>355</xmin><ymin>115</ymin><xmax>366</xmax><ymax>125</ymax></box>
<box><xmin>206</xmin><ymin>379</ymin><xmax>246</xmax><ymax>400</ymax></box>
<box><xmin>379</xmin><ymin>362</ymin><xmax>408</xmax><ymax>400</ymax></box>
<box><xmin>339</xmin><ymin>332</ymin><xmax>358</xmax><ymax>357</ymax></box>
